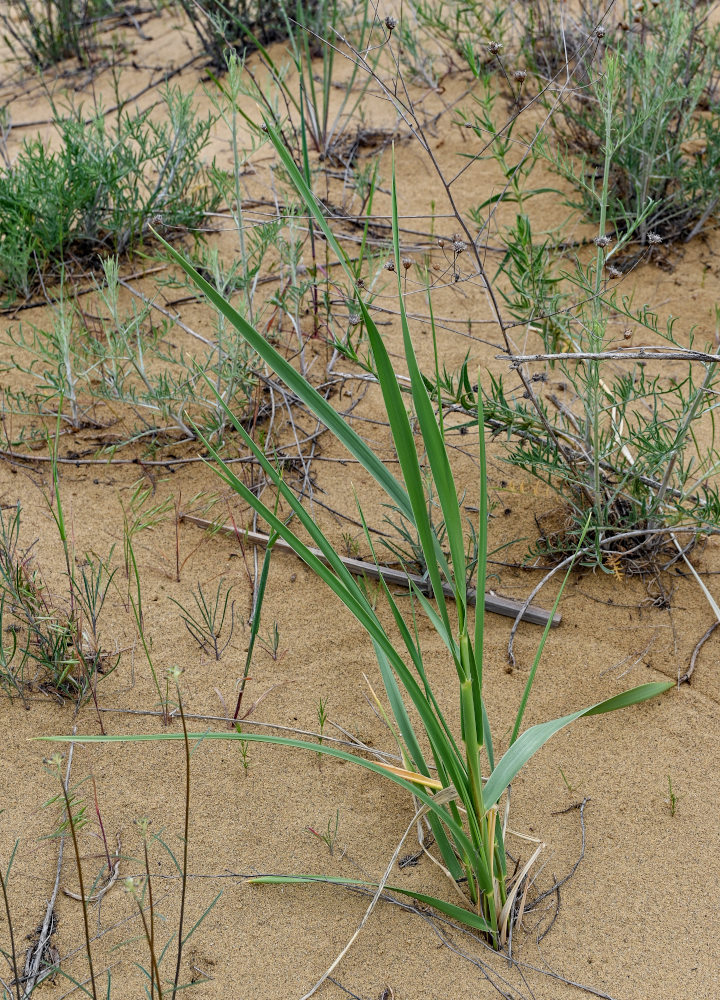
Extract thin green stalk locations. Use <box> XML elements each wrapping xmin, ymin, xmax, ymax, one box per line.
<box><xmin>0</xmin><ymin>842</ymin><xmax>21</xmax><ymax>1000</ymax></box>
<box><xmin>142</xmin><ymin>834</ymin><xmax>159</xmax><ymax>1000</ymax></box>
<box><xmin>474</xmin><ymin>385</ymin><xmax>488</xmax><ymax>732</ymax></box>
<box><xmin>59</xmin><ymin>775</ymin><xmax>98</xmax><ymax>1000</ymax></box>
<box><xmin>590</xmin><ymin>61</ymin><xmax>617</xmax><ymax>533</ymax></box>
<box><xmin>460</xmin><ymin>681</ymin><xmax>486</xmax><ymax>825</ymax></box>
<box><xmin>134</xmin><ymin>886</ymin><xmax>163</xmax><ymax>1000</ymax></box>
<box><xmin>234</xmin><ymin>530</ymin><xmax>278</xmax><ymax>719</ymax></box>
<box><xmin>171</xmin><ymin>688</ymin><xmax>190</xmax><ymax>997</ymax></box>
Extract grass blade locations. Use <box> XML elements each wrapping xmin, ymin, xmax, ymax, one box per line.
<box><xmin>484</xmin><ymin>682</ymin><xmax>673</xmax><ymax>808</ymax></box>
<box><xmin>247</xmin><ymin>875</ymin><xmax>492</xmax><ymax>933</ymax></box>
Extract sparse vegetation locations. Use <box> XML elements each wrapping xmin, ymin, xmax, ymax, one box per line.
<box><xmin>0</xmin><ymin>0</ymin><xmax>718</xmax><ymax>996</ymax></box>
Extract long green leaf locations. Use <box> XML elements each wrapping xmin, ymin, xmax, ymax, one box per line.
<box><xmin>390</xmin><ymin>156</ymin><xmax>467</xmax><ymax>616</ymax></box>
<box><xmin>194</xmin><ymin>408</ymin><xmax>476</xmax><ymax>824</ymax></box>
<box><xmin>370</xmin><ymin>643</ymin><xmax>465</xmax><ymax>882</ymax></box>
<box><xmin>257</xmin><ymin>122</ymin><xmax>456</xmax><ymax>623</ymax></box>
<box><xmin>36</xmin><ymin>730</ymin><xmax>482</xmax><ymax>870</ymax></box>
<box><xmin>483</xmin><ymin>682</ymin><xmax>673</xmax><ymax>808</ymax></box>
<box><xmin>247</xmin><ymin>874</ymin><xmax>492</xmax><ymax>933</ymax></box>
<box><xmin>156</xmin><ymin>234</ymin><xmax>413</xmax><ymax>525</ymax></box>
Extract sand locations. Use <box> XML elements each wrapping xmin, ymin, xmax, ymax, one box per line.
<box><xmin>0</xmin><ymin>5</ymin><xmax>718</xmax><ymax>999</ymax></box>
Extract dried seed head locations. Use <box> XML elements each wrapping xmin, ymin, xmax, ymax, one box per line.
<box><xmin>513</xmin><ymin>69</ymin><xmax>527</xmax><ymax>83</ymax></box>
<box><xmin>260</xmin><ymin>122</ymin><xmax>268</xmax><ymax>132</ymax></box>
<box><xmin>356</xmin><ymin>277</ymin><xmax>366</xmax><ymax>289</ymax></box>
<box><xmin>607</xmin><ymin>265</ymin><xmax>622</xmax><ymax>278</ymax></box>
<box><xmin>619</xmin><ymin>20</ymin><xmax>630</xmax><ymax>31</ymax></box>
<box><xmin>383</xmin><ymin>260</ymin><xmax>395</xmax><ymax>271</ymax></box>
<box><xmin>623</xmin><ymin>330</ymin><xmax>632</xmax><ymax>339</ymax></box>
<box><xmin>401</xmin><ymin>257</ymin><xmax>412</xmax><ymax>270</ymax></box>
<box><xmin>437</xmin><ymin>238</ymin><xmax>445</xmax><ymax>247</ymax></box>
<box><xmin>385</xmin><ymin>15</ymin><xmax>398</xmax><ymax>31</ymax></box>
<box><xmin>348</xmin><ymin>312</ymin><xmax>361</xmax><ymax>326</ymax></box>
<box><xmin>647</xmin><ymin>231</ymin><xmax>663</xmax><ymax>244</ymax></box>
<box><xmin>595</xmin><ymin>25</ymin><xmax>606</xmax><ymax>38</ymax></box>
<box><xmin>453</xmin><ymin>239</ymin><xmax>467</xmax><ymax>254</ymax></box>
<box><xmin>593</xmin><ymin>234</ymin><xmax>612</xmax><ymax>248</ymax></box>
<box><xmin>488</xmin><ymin>40</ymin><xmax>502</xmax><ymax>55</ymax></box>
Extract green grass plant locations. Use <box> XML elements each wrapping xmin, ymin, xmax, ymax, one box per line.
<box><xmin>0</xmin><ymin>0</ymin><xmax>109</xmax><ymax>67</ymax></box>
<box><xmin>42</xmin><ymin>128</ymin><xmax>672</xmax><ymax>950</ymax></box>
<box><xmin>169</xmin><ymin>579</ymin><xmax>236</xmax><ymax>660</ymax></box>
<box><xmin>0</xmin><ymin>495</ymin><xmax>117</xmax><ymax>712</ymax></box>
<box><xmin>177</xmin><ymin>0</ymin><xmax>321</xmax><ymax>69</ymax></box>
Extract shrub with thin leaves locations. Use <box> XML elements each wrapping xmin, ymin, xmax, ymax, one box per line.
<box><xmin>414</xmin><ymin>54</ymin><xmax>720</xmax><ymax>569</ymax></box>
<box><xmin>0</xmin><ymin>86</ymin><xmax>218</xmax><ymax>300</ymax></box>
<box><xmin>0</xmin><ymin>255</ymin><xmax>261</xmax><ymax>450</ymax></box>
<box><xmin>546</xmin><ymin>0</ymin><xmax>720</xmax><ymax>242</ymax></box>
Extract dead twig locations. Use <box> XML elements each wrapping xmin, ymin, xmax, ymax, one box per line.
<box><xmin>21</xmin><ymin>746</ymin><xmax>75</xmax><ymax>995</ymax></box>
<box><xmin>62</xmin><ymin>834</ymin><xmax>121</xmax><ymax>905</ymax></box>
<box><xmin>679</xmin><ymin>620</ymin><xmax>719</xmax><ymax>685</ymax></box>
<box><xmin>181</xmin><ymin>515</ymin><xmax>561</xmax><ymax>628</ymax></box>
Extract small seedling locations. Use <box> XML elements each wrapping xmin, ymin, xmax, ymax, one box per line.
<box><xmin>169</xmin><ymin>580</ymin><xmax>236</xmax><ymax>660</ymax></box>
<box><xmin>307</xmin><ymin>810</ymin><xmax>340</xmax><ymax>856</ymax></box>
<box><xmin>235</xmin><ymin>724</ymin><xmax>251</xmax><ymax>775</ymax></box>
<box><xmin>342</xmin><ymin>532</ymin><xmax>360</xmax><ymax>558</ymax></box>
<box><xmin>316</xmin><ymin>697</ymin><xmax>329</xmax><ymax>746</ymax></box>
<box><xmin>559</xmin><ymin>767</ymin><xmax>575</xmax><ymax>794</ymax></box>
<box><xmin>257</xmin><ymin>621</ymin><xmax>286</xmax><ymax>661</ymax></box>
<box><xmin>666</xmin><ymin>775</ymin><xmax>680</xmax><ymax>817</ymax></box>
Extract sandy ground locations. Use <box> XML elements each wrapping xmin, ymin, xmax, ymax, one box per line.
<box><xmin>0</xmin><ymin>5</ymin><xmax>719</xmax><ymax>999</ymax></box>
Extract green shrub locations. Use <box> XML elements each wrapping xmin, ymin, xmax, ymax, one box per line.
<box><xmin>0</xmin><ymin>86</ymin><xmax>218</xmax><ymax>300</ymax></box>
<box><xmin>546</xmin><ymin>0</ymin><xmax>720</xmax><ymax>242</ymax></box>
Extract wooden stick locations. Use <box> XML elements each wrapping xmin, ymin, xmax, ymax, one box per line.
<box><xmin>180</xmin><ymin>515</ymin><xmax>560</xmax><ymax>629</ymax></box>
